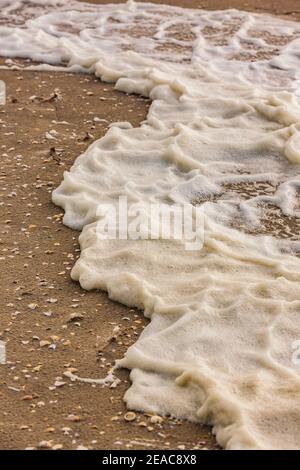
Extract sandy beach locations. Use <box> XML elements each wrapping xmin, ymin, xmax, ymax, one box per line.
<box><xmin>0</xmin><ymin>0</ymin><xmax>299</xmax><ymax>450</ymax></box>
<box><xmin>83</xmin><ymin>0</ymin><xmax>300</xmax><ymax>20</ymax></box>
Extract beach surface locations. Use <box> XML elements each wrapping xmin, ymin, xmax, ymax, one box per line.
<box><xmin>0</xmin><ymin>0</ymin><xmax>299</xmax><ymax>450</ymax></box>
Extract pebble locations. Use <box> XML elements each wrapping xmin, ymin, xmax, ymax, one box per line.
<box><xmin>138</xmin><ymin>421</ymin><xmax>147</xmax><ymax>427</ymax></box>
<box><xmin>37</xmin><ymin>440</ymin><xmax>52</xmax><ymax>449</ymax></box>
<box><xmin>28</xmin><ymin>303</ymin><xmax>38</xmax><ymax>310</ymax></box>
<box><xmin>67</xmin><ymin>414</ymin><xmax>82</xmax><ymax>422</ymax></box>
<box><xmin>46</xmin><ymin>427</ymin><xmax>55</xmax><ymax>433</ymax></box>
<box><xmin>54</xmin><ymin>380</ymin><xmax>66</xmax><ymax>388</ymax></box>
<box><xmin>150</xmin><ymin>415</ymin><xmax>164</xmax><ymax>424</ymax></box>
<box><xmin>66</xmin><ymin>313</ymin><xmax>84</xmax><ymax>323</ymax></box>
<box><xmin>52</xmin><ymin>444</ymin><xmax>63</xmax><ymax>450</ymax></box>
<box><xmin>124</xmin><ymin>411</ymin><xmax>136</xmax><ymax>422</ymax></box>
<box><xmin>62</xmin><ymin>427</ymin><xmax>71</xmax><ymax>435</ymax></box>
<box><xmin>22</xmin><ymin>395</ymin><xmax>33</xmax><ymax>401</ymax></box>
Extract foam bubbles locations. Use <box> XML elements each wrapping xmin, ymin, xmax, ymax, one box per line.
<box><xmin>2</xmin><ymin>0</ymin><xmax>300</xmax><ymax>449</ymax></box>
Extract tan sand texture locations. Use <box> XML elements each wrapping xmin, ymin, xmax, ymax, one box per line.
<box><xmin>0</xmin><ymin>0</ymin><xmax>299</xmax><ymax>450</ymax></box>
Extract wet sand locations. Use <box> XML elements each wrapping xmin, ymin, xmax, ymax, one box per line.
<box><xmin>82</xmin><ymin>0</ymin><xmax>300</xmax><ymax>21</ymax></box>
<box><xmin>0</xmin><ymin>0</ymin><xmax>299</xmax><ymax>450</ymax></box>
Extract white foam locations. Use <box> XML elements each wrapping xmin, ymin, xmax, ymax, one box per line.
<box><xmin>2</xmin><ymin>0</ymin><xmax>300</xmax><ymax>449</ymax></box>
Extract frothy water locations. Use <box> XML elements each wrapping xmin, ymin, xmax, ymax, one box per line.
<box><xmin>1</xmin><ymin>0</ymin><xmax>300</xmax><ymax>449</ymax></box>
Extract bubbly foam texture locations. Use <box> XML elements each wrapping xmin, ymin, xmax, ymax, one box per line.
<box><xmin>2</xmin><ymin>0</ymin><xmax>300</xmax><ymax>449</ymax></box>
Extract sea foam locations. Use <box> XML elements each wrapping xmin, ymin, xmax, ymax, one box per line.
<box><xmin>1</xmin><ymin>0</ymin><xmax>300</xmax><ymax>449</ymax></box>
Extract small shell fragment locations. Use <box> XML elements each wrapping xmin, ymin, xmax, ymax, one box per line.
<box><xmin>124</xmin><ymin>412</ymin><xmax>136</xmax><ymax>422</ymax></box>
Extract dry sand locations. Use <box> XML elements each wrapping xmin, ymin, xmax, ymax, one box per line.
<box><xmin>0</xmin><ymin>0</ymin><xmax>299</xmax><ymax>451</ymax></box>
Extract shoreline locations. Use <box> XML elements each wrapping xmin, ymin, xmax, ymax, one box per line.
<box><xmin>0</xmin><ymin>61</ymin><xmax>217</xmax><ymax>450</ymax></box>
<box><xmin>0</xmin><ymin>0</ymin><xmax>299</xmax><ymax>450</ymax></box>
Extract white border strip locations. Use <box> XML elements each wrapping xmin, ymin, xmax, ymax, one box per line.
<box><xmin>0</xmin><ymin>80</ymin><xmax>6</xmax><ymax>105</ymax></box>
<box><xmin>0</xmin><ymin>341</ymin><xmax>6</xmax><ymax>364</ymax></box>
